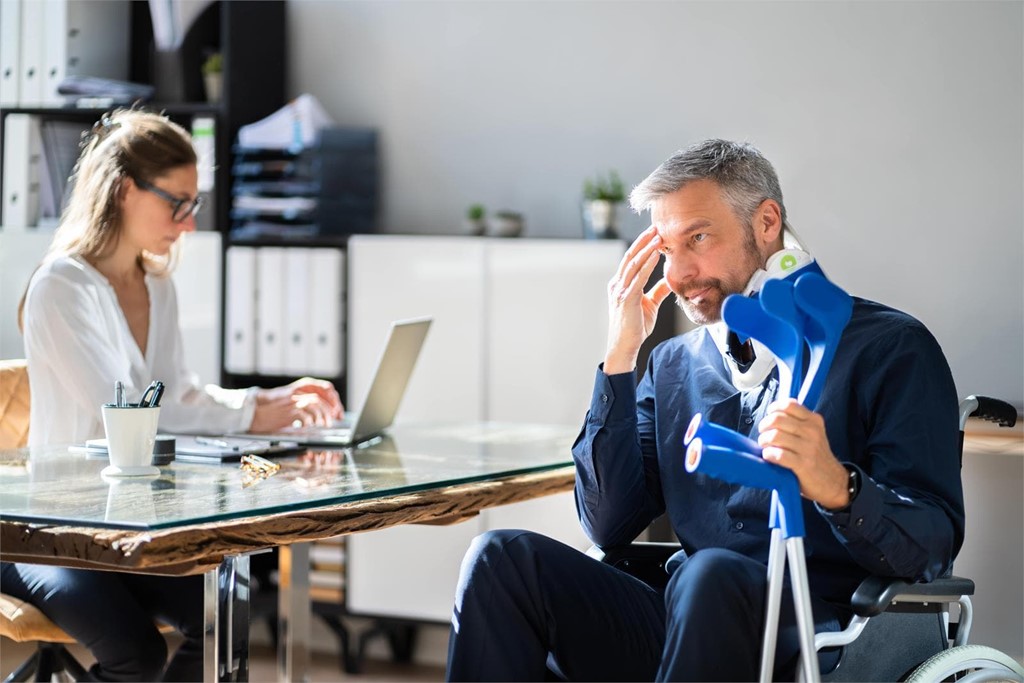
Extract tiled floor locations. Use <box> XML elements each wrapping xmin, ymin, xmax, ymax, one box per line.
<box><xmin>0</xmin><ymin>636</ymin><xmax>446</xmax><ymax>682</ymax></box>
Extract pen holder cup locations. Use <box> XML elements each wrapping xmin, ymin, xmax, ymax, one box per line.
<box><xmin>101</xmin><ymin>405</ymin><xmax>161</xmax><ymax>475</ymax></box>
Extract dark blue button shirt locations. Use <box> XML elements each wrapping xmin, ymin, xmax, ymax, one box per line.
<box><xmin>572</xmin><ymin>298</ymin><xmax>965</xmax><ymax>604</ymax></box>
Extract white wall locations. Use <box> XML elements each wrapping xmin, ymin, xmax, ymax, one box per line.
<box><xmin>288</xmin><ymin>0</ymin><xmax>1023</xmax><ymax>407</ymax></box>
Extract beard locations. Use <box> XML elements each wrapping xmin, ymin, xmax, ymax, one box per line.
<box><xmin>675</xmin><ymin>278</ymin><xmax>731</xmax><ymax>326</ymax></box>
<box><xmin>675</xmin><ymin>230</ymin><xmax>765</xmax><ymax>326</ymax></box>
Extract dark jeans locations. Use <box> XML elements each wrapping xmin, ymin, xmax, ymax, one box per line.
<box><xmin>1</xmin><ymin>561</ymin><xmax>204</xmax><ymax>682</ymax></box>
<box><xmin>446</xmin><ymin>530</ymin><xmax>847</xmax><ymax>682</ymax></box>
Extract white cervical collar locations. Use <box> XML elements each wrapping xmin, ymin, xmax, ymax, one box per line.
<box><xmin>707</xmin><ymin>249</ymin><xmax>815</xmax><ymax>391</ymax></box>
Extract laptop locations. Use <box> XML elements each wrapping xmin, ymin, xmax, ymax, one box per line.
<box><xmin>245</xmin><ymin>317</ymin><xmax>432</xmax><ymax>447</ymax></box>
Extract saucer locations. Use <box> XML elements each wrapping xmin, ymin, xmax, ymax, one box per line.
<box><xmin>101</xmin><ymin>464</ymin><xmax>160</xmax><ymax>478</ymax></box>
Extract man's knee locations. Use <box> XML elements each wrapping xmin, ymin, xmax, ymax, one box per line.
<box><xmin>460</xmin><ymin>529</ymin><xmax>546</xmax><ymax>581</ymax></box>
<box><xmin>456</xmin><ymin>529</ymin><xmax>575</xmax><ymax>607</ymax></box>
<box><xmin>665</xmin><ymin>548</ymin><xmax>763</xmax><ymax>612</ymax></box>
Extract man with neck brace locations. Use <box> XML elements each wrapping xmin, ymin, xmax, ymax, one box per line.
<box><xmin>446</xmin><ymin>140</ymin><xmax>964</xmax><ymax>682</ymax></box>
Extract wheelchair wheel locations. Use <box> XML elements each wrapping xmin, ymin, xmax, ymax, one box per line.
<box><xmin>905</xmin><ymin>644</ymin><xmax>1024</xmax><ymax>683</ymax></box>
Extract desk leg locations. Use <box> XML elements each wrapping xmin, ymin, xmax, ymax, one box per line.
<box><xmin>204</xmin><ymin>554</ymin><xmax>252</xmax><ymax>682</ymax></box>
<box><xmin>277</xmin><ymin>543</ymin><xmax>311</xmax><ymax>683</ymax></box>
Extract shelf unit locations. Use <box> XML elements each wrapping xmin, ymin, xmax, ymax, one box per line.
<box><xmin>1</xmin><ymin>0</ymin><xmax>285</xmax><ymax>229</ymax></box>
<box><xmin>0</xmin><ymin>0</ymin><xmax>287</xmax><ymax>385</ymax></box>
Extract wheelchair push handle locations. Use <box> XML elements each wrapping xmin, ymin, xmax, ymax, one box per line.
<box><xmin>961</xmin><ymin>395</ymin><xmax>1018</xmax><ymax>429</ymax></box>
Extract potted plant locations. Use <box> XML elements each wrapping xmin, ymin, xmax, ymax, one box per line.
<box><xmin>490</xmin><ymin>210</ymin><xmax>524</xmax><ymax>238</ymax></box>
<box><xmin>464</xmin><ymin>203</ymin><xmax>487</xmax><ymax>236</ymax></box>
<box><xmin>201</xmin><ymin>52</ymin><xmax>223</xmax><ymax>104</ymax></box>
<box><xmin>582</xmin><ymin>170</ymin><xmax>626</xmax><ymax>238</ymax></box>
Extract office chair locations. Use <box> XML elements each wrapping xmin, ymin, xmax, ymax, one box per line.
<box><xmin>0</xmin><ymin>359</ymin><xmax>178</xmax><ymax>682</ymax></box>
<box><xmin>589</xmin><ymin>395</ymin><xmax>1024</xmax><ymax>682</ymax></box>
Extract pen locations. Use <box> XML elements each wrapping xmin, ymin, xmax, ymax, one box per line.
<box><xmin>139</xmin><ymin>381</ymin><xmax>159</xmax><ymax>407</ymax></box>
<box><xmin>114</xmin><ymin>381</ymin><xmax>124</xmax><ymax>408</ymax></box>
<box><xmin>195</xmin><ymin>436</ymin><xmax>231</xmax><ymax>448</ymax></box>
<box><xmin>150</xmin><ymin>381</ymin><xmax>165</xmax><ymax>407</ymax></box>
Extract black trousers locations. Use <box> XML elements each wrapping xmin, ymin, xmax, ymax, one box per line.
<box><xmin>1</xmin><ymin>561</ymin><xmax>204</xmax><ymax>682</ymax></box>
<box><xmin>446</xmin><ymin>530</ymin><xmax>847</xmax><ymax>682</ymax></box>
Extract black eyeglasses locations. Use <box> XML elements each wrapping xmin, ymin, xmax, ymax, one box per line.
<box><xmin>135</xmin><ymin>179</ymin><xmax>204</xmax><ymax>223</ymax></box>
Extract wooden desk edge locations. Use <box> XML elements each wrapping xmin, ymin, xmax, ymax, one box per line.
<box><xmin>0</xmin><ymin>466</ymin><xmax>576</xmax><ymax>576</ymax></box>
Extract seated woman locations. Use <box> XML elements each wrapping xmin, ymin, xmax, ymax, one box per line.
<box><xmin>3</xmin><ymin>109</ymin><xmax>344</xmax><ymax>681</ymax></box>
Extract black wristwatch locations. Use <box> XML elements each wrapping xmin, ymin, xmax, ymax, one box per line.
<box><xmin>844</xmin><ymin>464</ymin><xmax>861</xmax><ymax>504</ymax></box>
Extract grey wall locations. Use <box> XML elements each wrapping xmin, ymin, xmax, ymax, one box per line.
<box><xmin>288</xmin><ymin>0</ymin><xmax>1024</xmax><ymax>406</ymax></box>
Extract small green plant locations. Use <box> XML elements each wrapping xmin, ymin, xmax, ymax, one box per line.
<box><xmin>494</xmin><ymin>209</ymin><xmax>522</xmax><ymax>220</ymax></box>
<box><xmin>583</xmin><ymin>170</ymin><xmax>626</xmax><ymax>202</ymax></box>
<box><xmin>202</xmin><ymin>52</ymin><xmax>223</xmax><ymax>76</ymax></box>
<box><xmin>467</xmin><ymin>204</ymin><xmax>486</xmax><ymax>221</ymax></box>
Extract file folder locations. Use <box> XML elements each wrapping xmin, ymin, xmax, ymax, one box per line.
<box><xmin>255</xmin><ymin>247</ymin><xmax>287</xmax><ymax>375</ymax></box>
<box><xmin>284</xmin><ymin>248</ymin><xmax>312</xmax><ymax>375</ymax></box>
<box><xmin>17</xmin><ymin>0</ymin><xmax>44</xmax><ymax>106</ymax></box>
<box><xmin>0</xmin><ymin>0</ymin><xmax>21</xmax><ymax>107</ymax></box>
<box><xmin>42</xmin><ymin>0</ymin><xmax>129</xmax><ymax>106</ymax></box>
<box><xmin>309</xmin><ymin>248</ymin><xmax>344</xmax><ymax>377</ymax></box>
<box><xmin>2</xmin><ymin>114</ymin><xmax>42</xmax><ymax>229</ymax></box>
<box><xmin>224</xmin><ymin>246</ymin><xmax>256</xmax><ymax>374</ymax></box>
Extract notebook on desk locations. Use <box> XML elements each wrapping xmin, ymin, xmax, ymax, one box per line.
<box><xmin>244</xmin><ymin>317</ymin><xmax>432</xmax><ymax>447</ymax></box>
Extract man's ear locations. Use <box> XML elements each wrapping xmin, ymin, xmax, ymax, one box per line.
<box><xmin>753</xmin><ymin>199</ymin><xmax>784</xmax><ymax>249</ymax></box>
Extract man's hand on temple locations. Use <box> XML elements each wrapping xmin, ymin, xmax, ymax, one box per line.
<box><xmin>604</xmin><ymin>226</ymin><xmax>674</xmax><ymax>374</ymax></box>
<box><xmin>757</xmin><ymin>398</ymin><xmax>851</xmax><ymax>510</ymax></box>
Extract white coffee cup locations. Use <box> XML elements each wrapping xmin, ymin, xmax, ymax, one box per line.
<box><xmin>101</xmin><ymin>405</ymin><xmax>161</xmax><ymax>477</ymax></box>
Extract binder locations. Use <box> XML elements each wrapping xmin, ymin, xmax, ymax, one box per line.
<box><xmin>0</xmin><ymin>0</ymin><xmax>20</xmax><ymax>107</ymax></box>
<box><xmin>255</xmin><ymin>247</ymin><xmax>287</xmax><ymax>375</ymax></box>
<box><xmin>284</xmin><ymin>248</ymin><xmax>312</xmax><ymax>375</ymax></box>
<box><xmin>17</xmin><ymin>0</ymin><xmax>43</xmax><ymax>106</ymax></box>
<box><xmin>224</xmin><ymin>246</ymin><xmax>256</xmax><ymax>374</ymax></box>
<box><xmin>42</xmin><ymin>0</ymin><xmax>129</xmax><ymax>106</ymax></box>
<box><xmin>308</xmin><ymin>248</ymin><xmax>344</xmax><ymax>377</ymax></box>
<box><xmin>37</xmin><ymin>119</ymin><xmax>89</xmax><ymax>225</ymax></box>
<box><xmin>2</xmin><ymin>114</ymin><xmax>42</xmax><ymax>229</ymax></box>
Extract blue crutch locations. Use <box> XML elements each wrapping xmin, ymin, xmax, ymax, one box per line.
<box><xmin>685</xmin><ymin>439</ymin><xmax>819</xmax><ymax>683</ymax></box>
<box><xmin>683</xmin><ymin>274</ymin><xmax>854</xmax><ymax>682</ymax></box>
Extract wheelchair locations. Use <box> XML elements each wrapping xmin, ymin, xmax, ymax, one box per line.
<box><xmin>589</xmin><ymin>396</ymin><xmax>1024</xmax><ymax>682</ymax></box>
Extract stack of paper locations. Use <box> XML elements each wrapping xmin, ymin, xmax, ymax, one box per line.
<box><xmin>237</xmin><ymin>93</ymin><xmax>335</xmax><ymax>151</ymax></box>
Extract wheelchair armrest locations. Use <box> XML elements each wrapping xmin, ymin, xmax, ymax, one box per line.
<box><xmin>850</xmin><ymin>574</ymin><xmax>976</xmax><ymax>617</ymax></box>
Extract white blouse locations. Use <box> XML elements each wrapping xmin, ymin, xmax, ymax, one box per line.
<box><xmin>23</xmin><ymin>255</ymin><xmax>256</xmax><ymax>447</ymax></box>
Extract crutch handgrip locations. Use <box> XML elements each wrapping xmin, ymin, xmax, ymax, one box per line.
<box><xmin>684</xmin><ymin>412</ymin><xmax>763</xmax><ymax>455</ymax></box>
<box><xmin>722</xmin><ymin>294</ymin><xmax>804</xmax><ymax>400</ymax></box>
<box><xmin>685</xmin><ymin>438</ymin><xmax>805</xmax><ymax>538</ymax></box>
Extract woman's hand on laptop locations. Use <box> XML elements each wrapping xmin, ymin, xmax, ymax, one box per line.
<box><xmin>250</xmin><ymin>377</ymin><xmax>345</xmax><ymax>433</ymax></box>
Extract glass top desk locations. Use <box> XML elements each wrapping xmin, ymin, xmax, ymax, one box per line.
<box><xmin>0</xmin><ymin>422</ymin><xmax>579</xmax><ymax>682</ymax></box>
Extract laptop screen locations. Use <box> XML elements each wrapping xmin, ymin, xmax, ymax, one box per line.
<box><xmin>348</xmin><ymin>317</ymin><xmax>432</xmax><ymax>441</ymax></box>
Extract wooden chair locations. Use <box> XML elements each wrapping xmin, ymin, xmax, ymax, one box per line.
<box><xmin>0</xmin><ymin>359</ymin><xmax>30</xmax><ymax>450</ymax></box>
<box><xmin>0</xmin><ymin>593</ymin><xmax>95</xmax><ymax>682</ymax></box>
<box><xmin>0</xmin><ymin>359</ymin><xmax>85</xmax><ymax>681</ymax></box>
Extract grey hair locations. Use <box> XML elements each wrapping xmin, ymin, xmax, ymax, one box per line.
<box><xmin>629</xmin><ymin>139</ymin><xmax>791</xmax><ymax>233</ymax></box>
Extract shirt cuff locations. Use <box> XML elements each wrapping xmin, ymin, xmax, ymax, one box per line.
<box><xmin>815</xmin><ymin>462</ymin><xmax>883</xmax><ymax>537</ymax></box>
<box><xmin>588</xmin><ymin>364</ymin><xmax>637</xmax><ymax>424</ymax></box>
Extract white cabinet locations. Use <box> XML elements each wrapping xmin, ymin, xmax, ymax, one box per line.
<box><xmin>345</xmin><ymin>235</ymin><xmax>623</xmax><ymax>622</ymax></box>
<box><xmin>170</xmin><ymin>232</ymin><xmax>222</xmax><ymax>386</ymax></box>
<box><xmin>0</xmin><ymin>230</ymin><xmax>51</xmax><ymax>359</ymax></box>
